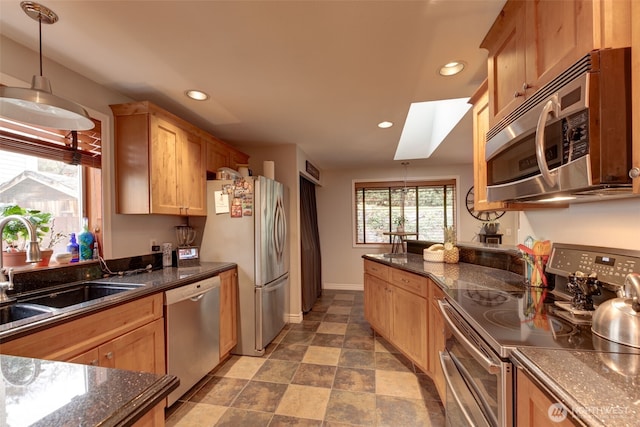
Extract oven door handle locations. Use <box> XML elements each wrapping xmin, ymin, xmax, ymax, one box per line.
<box><xmin>439</xmin><ymin>351</ymin><xmax>491</xmax><ymax>427</ymax></box>
<box><xmin>437</xmin><ymin>299</ymin><xmax>501</xmax><ymax>375</ymax></box>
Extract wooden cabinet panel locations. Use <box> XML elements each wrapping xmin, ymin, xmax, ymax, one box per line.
<box><xmin>1</xmin><ymin>294</ymin><xmax>163</xmax><ymax>363</ymax></box>
<box><xmin>363</xmin><ymin>273</ymin><xmax>391</xmax><ymax>337</ymax></box>
<box><xmin>517</xmin><ymin>369</ymin><xmax>577</xmax><ymax>427</ymax></box>
<box><xmin>391</xmin><ymin>285</ymin><xmax>428</xmax><ymax>372</ymax></box>
<box><xmin>206</xmin><ymin>138</ymin><xmax>231</xmax><ymax>173</ymax></box>
<box><xmin>219</xmin><ymin>268</ymin><xmax>238</xmax><ymax>358</ymax></box>
<box><xmin>364</xmin><ymin>259</ymin><xmax>390</xmax><ymax>282</ymax></box>
<box><xmin>390</xmin><ymin>268</ymin><xmax>428</xmax><ymax>298</ymax></box>
<box><xmin>181</xmin><ymin>131</ymin><xmax>207</xmax><ymax>216</ymax></box>
<box><xmin>428</xmin><ymin>281</ymin><xmax>446</xmax><ymax>401</ymax></box>
<box><xmin>149</xmin><ymin>115</ymin><xmax>182</xmax><ymax>215</ymax></box>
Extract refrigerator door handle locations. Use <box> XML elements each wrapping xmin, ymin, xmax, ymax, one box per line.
<box><xmin>274</xmin><ymin>196</ymin><xmax>287</xmax><ymax>262</ymax></box>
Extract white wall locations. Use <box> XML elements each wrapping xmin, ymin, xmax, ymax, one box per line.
<box><xmin>316</xmin><ymin>162</ymin><xmax>519</xmax><ymax>288</ymax></box>
<box><xmin>518</xmin><ymin>198</ymin><xmax>640</xmax><ymax>251</ymax></box>
<box><xmin>1</xmin><ymin>36</ymin><xmax>203</xmax><ymax>259</ymax></box>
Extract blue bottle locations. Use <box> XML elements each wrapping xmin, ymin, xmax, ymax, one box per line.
<box><xmin>78</xmin><ymin>218</ymin><xmax>95</xmax><ymax>261</ymax></box>
<box><xmin>67</xmin><ymin>233</ymin><xmax>79</xmax><ymax>263</ymax></box>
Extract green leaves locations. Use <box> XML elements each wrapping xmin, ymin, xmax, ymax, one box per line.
<box><xmin>1</xmin><ymin>204</ymin><xmax>52</xmax><ymax>248</ymax></box>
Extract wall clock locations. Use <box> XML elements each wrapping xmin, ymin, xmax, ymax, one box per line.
<box><xmin>465</xmin><ymin>186</ymin><xmax>506</xmax><ymax>222</ymax></box>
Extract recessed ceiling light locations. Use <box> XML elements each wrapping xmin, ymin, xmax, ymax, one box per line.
<box><xmin>378</xmin><ymin>121</ymin><xmax>393</xmax><ymax>129</ymax></box>
<box><xmin>439</xmin><ymin>61</ymin><xmax>466</xmax><ymax>76</ymax></box>
<box><xmin>185</xmin><ymin>90</ymin><xmax>209</xmax><ymax>101</ymax></box>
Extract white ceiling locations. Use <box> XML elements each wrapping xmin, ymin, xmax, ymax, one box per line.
<box><xmin>0</xmin><ymin>0</ymin><xmax>506</xmax><ymax>170</ymax></box>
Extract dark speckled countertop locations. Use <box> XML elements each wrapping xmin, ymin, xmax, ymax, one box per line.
<box><xmin>0</xmin><ymin>354</ymin><xmax>178</xmax><ymax>427</ymax></box>
<box><xmin>364</xmin><ymin>253</ymin><xmax>640</xmax><ymax>427</ymax></box>
<box><xmin>512</xmin><ymin>348</ymin><xmax>640</xmax><ymax>427</ymax></box>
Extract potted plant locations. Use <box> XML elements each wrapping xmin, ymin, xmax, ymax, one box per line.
<box><xmin>1</xmin><ymin>204</ymin><xmax>54</xmax><ymax>267</ymax></box>
<box><xmin>393</xmin><ymin>216</ymin><xmax>406</xmax><ymax>232</ymax></box>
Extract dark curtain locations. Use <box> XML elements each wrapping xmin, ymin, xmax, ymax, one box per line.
<box><xmin>300</xmin><ymin>176</ymin><xmax>322</xmax><ymax>313</ymax></box>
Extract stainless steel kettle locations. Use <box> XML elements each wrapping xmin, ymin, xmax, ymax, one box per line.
<box><xmin>592</xmin><ymin>273</ymin><xmax>640</xmax><ymax>348</ymax></box>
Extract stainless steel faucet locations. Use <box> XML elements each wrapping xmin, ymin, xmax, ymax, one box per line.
<box><xmin>0</xmin><ymin>215</ymin><xmax>42</xmax><ymax>302</ymax></box>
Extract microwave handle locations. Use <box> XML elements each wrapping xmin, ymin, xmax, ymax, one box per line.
<box><xmin>535</xmin><ymin>97</ymin><xmax>559</xmax><ymax>188</ymax></box>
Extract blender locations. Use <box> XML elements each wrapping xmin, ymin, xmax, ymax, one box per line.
<box><xmin>174</xmin><ymin>225</ymin><xmax>200</xmax><ymax>267</ymax></box>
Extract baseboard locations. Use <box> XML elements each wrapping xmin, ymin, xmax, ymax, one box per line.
<box><xmin>322</xmin><ymin>282</ymin><xmax>364</xmax><ymax>291</ymax></box>
<box><xmin>287</xmin><ymin>312</ymin><xmax>303</xmax><ymax>324</ymax></box>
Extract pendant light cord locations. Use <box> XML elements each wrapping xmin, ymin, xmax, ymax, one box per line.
<box><xmin>38</xmin><ymin>14</ymin><xmax>43</xmax><ymax>76</ymax></box>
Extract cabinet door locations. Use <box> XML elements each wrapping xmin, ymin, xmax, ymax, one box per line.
<box><xmin>149</xmin><ymin>115</ymin><xmax>182</xmax><ymax>215</ymax></box>
<box><xmin>219</xmin><ymin>268</ymin><xmax>238</xmax><ymax>358</ymax></box>
<box><xmin>181</xmin><ymin>131</ymin><xmax>207</xmax><ymax>216</ymax></box>
<box><xmin>206</xmin><ymin>139</ymin><xmax>231</xmax><ymax>173</ymax></box>
<box><xmin>482</xmin><ymin>0</ymin><xmax>527</xmax><ymax>125</ymax></box>
<box><xmin>364</xmin><ymin>274</ymin><xmax>390</xmax><ymax>338</ymax></box>
<box><xmin>67</xmin><ymin>348</ymin><xmax>100</xmax><ymax>366</ymax></box>
<box><xmin>391</xmin><ymin>285</ymin><xmax>428</xmax><ymax>372</ymax></box>
<box><xmin>517</xmin><ymin>369</ymin><xmax>577</xmax><ymax>426</ymax></box>
<box><xmin>99</xmin><ymin>318</ymin><xmax>165</xmax><ymax>375</ymax></box>
<box><xmin>525</xmin><ymin>0</ymin><xmax>593</xmax><ymax>92</ymax></box>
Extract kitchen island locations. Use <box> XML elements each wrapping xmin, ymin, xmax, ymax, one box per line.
<box><xmin>363</xmin><ymin>252</ymin><xmax>640</xmax><ymax>427</ymax></box>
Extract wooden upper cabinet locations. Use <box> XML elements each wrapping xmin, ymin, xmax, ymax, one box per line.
<box><xmin>205</xmin><ymin>135</ymin><xmax>251</xmax><ymax>175</ymax></box>
<box><xmin>481</xmin><ymin>0</ymin><xmax>631</xmax><ymax>127</ymax></box>
<box><xmin>111</xmin><ymin>101</ymin><xmax>228</xmax><ymax>216</ymax></box>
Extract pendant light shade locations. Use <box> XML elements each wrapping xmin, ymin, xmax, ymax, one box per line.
<box><xmin>0</xmin><ymin>2</ymin><xmax>94</xmax><ymax>131</ymax></box>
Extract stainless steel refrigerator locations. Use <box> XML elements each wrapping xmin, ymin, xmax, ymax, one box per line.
<box><xmin>200</xmin><ymin>176</ymin><xmax>288</xmax><ymax>356</ymax></box>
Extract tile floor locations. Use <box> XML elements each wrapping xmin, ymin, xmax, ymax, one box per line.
<box><xmin>165</xmin><ymin>290</ymin><xmax>445</xmax><ymax>426</ymax></box>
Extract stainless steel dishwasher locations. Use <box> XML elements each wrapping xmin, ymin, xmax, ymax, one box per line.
<box><xmin>164</xmin><ymin>275</ymin><xmax>220</xmax><ymax>406</ymax></box>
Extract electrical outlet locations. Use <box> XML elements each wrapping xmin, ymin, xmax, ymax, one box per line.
<box><xmin>506</xmin><ymin>228</ymin><xmax>512</xmax><ymax>236</ymax></box>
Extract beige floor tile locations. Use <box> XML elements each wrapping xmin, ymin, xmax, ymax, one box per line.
<box><xmin>213</xmin><ymin>355</ymin><xmax>266</xmax><ymax>379</ymax></box>
<box><xmin>275</xmin><ymin>384</ymin><xmax>331</xmax><ymax>420</ymax></box>
<box><xmin>317</xmin><ymin>322</ymin><xmax>348</xmax><ymax>335</ymax></box>
<box><xmin>302</xmin><ymin>346</ymin><xmax>341</xmax><ymax>366</ymax></box>
<box><xmin>165</xmin><ymin>402</ymin><xmax>227</xmax><ymax>427</ymax></box>
<box><xmin>375</xmin><ymin>370</ymin><xmax>423</xmax><ymax>399</ymax></box>
<box><xmin>326</xmin><ymin>306</ymin><xmax>352</xmax><ymax>315</ymax></box>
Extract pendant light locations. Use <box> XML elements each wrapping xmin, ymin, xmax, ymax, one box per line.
<box><xmin>0</xmin><ymin>1</ymin><xmax>94</xmax><ymax>131</ymax></box>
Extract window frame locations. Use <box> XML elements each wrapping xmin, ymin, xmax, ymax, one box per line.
<box><xmin>352</xmin><ymin>177</ymin><xmax>458</xmax><ymax>247</ymax></box>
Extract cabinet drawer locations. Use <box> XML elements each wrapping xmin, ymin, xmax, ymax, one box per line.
<box><xmin>430</xmin><ymin>280</ymin><xmax>446</xmax><ymax>306</ymax></box>
<box><xmin>390</xmin><ymin>269</ymin><xmax>428</xmax><ymax>298</ymax></box>
<box><xmin>1</xmin><ymin>294</ymin><xmax>163</xmax><ymax>361</ymax></box>
<box><xmin>364</xmin><ymin>260</ymin><xmax>390</xmax><ymax>281</ymax></box>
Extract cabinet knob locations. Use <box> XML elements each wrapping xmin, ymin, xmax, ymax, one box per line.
<box><xmin>513</xmin><ymin>91</ymin><xmax>523</xmax><ymax>98</ymax></box>
<box><xmin>630</xmin><ymin>167</ymin><xmax>640</xmax><ymax>179</ymax></box>
<box><xmin>522</xmin><ymin>82</ymin><xmax>531</xmax><ymax>91</ymax></box>
<box><xmin>105</xmin><ymin>351</ymin><xmax>114</xmax><ymax>360</ymax></box>
<box><xmin>90</xmin><ymin>359</ymin><xmax>99</xmax><ymax>366</ymax></box>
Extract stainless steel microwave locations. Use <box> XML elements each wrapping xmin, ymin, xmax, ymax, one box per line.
<box><xmin>485</xmin><ymin>47</ymin><xmax>634</xmax><ymax>203</ymax></box>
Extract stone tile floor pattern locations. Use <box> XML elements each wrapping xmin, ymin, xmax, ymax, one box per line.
<box><xmin>165</xmin><ymin>290</ymin><xmax>445</xmax><ymax>426</ymax></box>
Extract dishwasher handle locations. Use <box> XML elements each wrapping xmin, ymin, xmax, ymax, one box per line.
<box><xmin>164</xmin><ymin>276</ymin><xmax>221</xmax><ymax>305</ymax></box>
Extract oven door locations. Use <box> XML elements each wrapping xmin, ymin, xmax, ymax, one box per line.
<box><xmin>438</xmin><ymin>299</ymin><xmax>513</xmax><ymax>427</ymax></box>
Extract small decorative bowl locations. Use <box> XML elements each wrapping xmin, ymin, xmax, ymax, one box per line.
<box><xmin>55</xmin><ymin>253</ymin><xmax>73</xmax><ymax>265</ymax></box>
<box><xmin>423</xmin><ymin>248</ymin><xmax>444</xmax><ymax>263</ymax></box>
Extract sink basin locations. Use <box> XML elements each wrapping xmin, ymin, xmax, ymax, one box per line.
<box><xmin>0</xmin><ymin>303</ymin><xmax>57</xmax><ymax>326</ymax></box>
<box><xmin>20</xmin><ymin>283</ymin><xmax>146</xmax><ymax>309</ymax></box>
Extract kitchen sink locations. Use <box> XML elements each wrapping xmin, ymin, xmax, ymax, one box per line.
<box><xmin>19</xmin><ymin>283</ymin><xmax>146</xmax><ymax>309</ymax></box>
<box><xmin>0</xmin><ymin>303</ymin><xmax>57</xmax><ymax>326</ymax></box>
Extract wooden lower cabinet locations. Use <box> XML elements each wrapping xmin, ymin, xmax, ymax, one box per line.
<box><xmin>391</xmin><ymin>285</ymin><xmax>428</xmax><ymax>372</ymax></box>
<box><xmin>0</xmin><ymin>294</ymin><xmax>165</xmax><ymax>375</ymax></box>
<box><xmin>517</xmin><ymin>369</ymin><xmax>577</xmax><ymax>427</ymax></box>
<box><xmin>133</xmin><ymin>403</ymin><xmax>165</xmax><ymax>427</ymax></box>
<box><xmin>363</xmin><ymin>259</ymin><xmax>447</xmax><ymax>401</ymax></box>
<box><xmin>219</xmin><ymin>268</ymin><xmax>239</xmax><ymax>359</ymax></box>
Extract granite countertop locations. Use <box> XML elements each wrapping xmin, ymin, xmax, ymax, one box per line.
<box><xmin>364</xmin><ymin>253</ymin><xmax>639</xmax><ymax>427</ymax></box>
<box><xmin>0</xmin><ymin>354</ymin><xmax>178</xmax><ymax>427</ymax></box>
<box><xmin>1</xmin><ymin>261</ymin><xmax>236</xmax><ymax>341</ymax></box>
<box><xmin>512</xmin><ymin>348</ymin><xmax>640</xmax><ymax>427</ymax></box>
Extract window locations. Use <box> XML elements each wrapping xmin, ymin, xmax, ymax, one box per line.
<box><xmin>0</xmin><ymin>116</ymin><xmax>102</xmax><ymax>256</ymax></box>
<box><xmin>355</xmin><ymin>179</ymin><xmax>456</xmax><ymax>244</ymax></box>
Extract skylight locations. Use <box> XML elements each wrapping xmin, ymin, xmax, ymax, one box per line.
<box><xmin>394</xmin><ymin>97</ymin><xmax>471</xmax><ymax>160</ymax></box>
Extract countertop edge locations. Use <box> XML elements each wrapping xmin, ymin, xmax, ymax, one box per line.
<box><xmin>511</xmin><ymin>350</ymin><xmax>601</xmax><ymax>427</ymax></box>
<box><xmin>105</xmin><ymin>374</ymin><xmax>180</xmax><ymax>427</ymax></box>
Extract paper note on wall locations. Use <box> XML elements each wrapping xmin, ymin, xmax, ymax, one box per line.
<box><xmin>214</xmin><ymin>191</ymin><xmax>230</xmax><ymax>214</ymax></box>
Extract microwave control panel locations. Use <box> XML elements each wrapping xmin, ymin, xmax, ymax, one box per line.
<box><xmin>562</xmin><ymin>109</ymin><xmax>589</xmax><ymax>163</ymax></box>
<box><xmin>547</xmin><ymin>243</ymin><xmax>640</xmax><ymax>288</ymax></box>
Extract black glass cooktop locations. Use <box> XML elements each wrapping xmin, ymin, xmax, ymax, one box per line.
<box><xmin>447</xmin><ymin>284</ymin><xmax>640</xmax><ymax>357</ymax></box>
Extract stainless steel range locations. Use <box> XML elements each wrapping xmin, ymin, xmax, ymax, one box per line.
<box><xmin>438</xmin><ymin>243</ymin><xmax>640</xmax><ymax>427</ymax></box>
